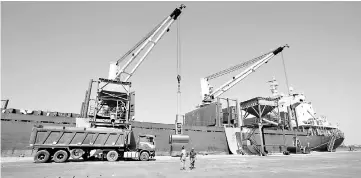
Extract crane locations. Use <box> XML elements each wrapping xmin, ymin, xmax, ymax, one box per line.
<box><xmin>200</xmin><ymin>45</ymin><xmax>289</xmax><ymax>106</ymax></box>
<box><xmin>82</xmin><ymin>5</ymin><xmax>186</xmax><ymax>129</ymax></box>
<box><xmin>108</xmin><ymin>4</ymin><xmax>186</xmax><ymax>82</ymax></box>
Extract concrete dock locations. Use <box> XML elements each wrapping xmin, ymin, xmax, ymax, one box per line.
<box><xmin>1</xmin><ymin>151</ymin><xmax>360</xmax><ymax>178</ymax></box>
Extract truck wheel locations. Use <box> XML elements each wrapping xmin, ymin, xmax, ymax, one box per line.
<box><xmin>139</xmin><ymin>152</ymin><xmax>149</xmax><ymax>161</ymax></box>
<box><xmin>70</xmin><ymin>149</ymin><xmax>84</xmax><ymax>160</ymax></box>
<box><xmin>34</xmin><ymin>150</ymin><xmax>50</xmax><ymax>163</ymax></box>
<box><xmin>106</xmin><ymin>151</ymin><xmax>119</xmax><ymax>162</ymax></box>
<box><xmin>53</xmin><ymin>150</ymin><xmax>69</xmax><ymax>163</ymax></box>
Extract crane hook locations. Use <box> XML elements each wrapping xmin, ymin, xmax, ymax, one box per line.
<box><xmin>177</xmin><ymin>75</ymin><xmax>181</xmax><ymax>84</ymax></box>
<box><xmin>179</xmin><ymin>4</ymin><xmax>186</xmax><ymax>9</ymax></box>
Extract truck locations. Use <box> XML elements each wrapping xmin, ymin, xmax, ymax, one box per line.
<box><xmin>29</xmin><ymin>125</ymin><xmax>156</xmax><ymax>163</ymax></box>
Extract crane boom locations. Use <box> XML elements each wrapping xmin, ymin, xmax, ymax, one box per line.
<box><xmin>108</xmin><ymin>4</ymin><xmax>186</xmax><ymax>82</ymax></box>
<box><xmin>201</xmin><ymin>45</ymin><xmax>289</xmax><ymax>104</ymax></box>
<box><xmin>204</xmin><ymin>53</ymin><xmax>266</xmax><ymax>81</ymax></box>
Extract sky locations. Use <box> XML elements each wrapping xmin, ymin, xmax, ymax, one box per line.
<box><xmin>1</xmin><ymin>1</ymin><xmax>361</xmax><ymax>145</ymax></box>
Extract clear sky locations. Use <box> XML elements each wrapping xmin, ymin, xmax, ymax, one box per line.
<box><xmin>2</xmin><ymin>1</ymin><xmax>361</xmax><ymax>145</ymax></box>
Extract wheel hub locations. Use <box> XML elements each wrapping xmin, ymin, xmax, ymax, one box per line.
<box><xmin>38</xmin><ymin>155</ymin><xmax>45</xmax><ymax>160</ymax></box>
<box><xmin>57</xmin><ymin>154</ymin><xmax>64</xmax><ymax>159</ymax></box>
<box><xmin>110</xmin><ymin>153</ymin><xmax>115</xmax><ymax>158</ymax></box>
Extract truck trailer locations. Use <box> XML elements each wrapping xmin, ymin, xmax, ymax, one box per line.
<box><xmin>29</xmin><ymin>125</ymin><xmax>155</xmax><ymax>163</ymax></box>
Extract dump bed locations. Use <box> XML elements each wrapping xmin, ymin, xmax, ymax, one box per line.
<box><xmin>29</xmin><ymin>125</ymin><xmax>131</xmax><ymax>148</ymax></box>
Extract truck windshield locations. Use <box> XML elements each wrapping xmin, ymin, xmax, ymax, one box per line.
<box><xmin>139</xmin><ymin>136</ymin><xmax>154</xmax><ymax>144</ymax></box>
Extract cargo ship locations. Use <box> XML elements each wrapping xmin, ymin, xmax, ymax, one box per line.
<box><xmin>0</xmin><ymin>76</ymin><xmax>345</xmax><ymax>157</ymax></box>
<box><xmin>1</xmin><ymin>4</ymin><xmax>344</xmax><ymax>157</ymax></box>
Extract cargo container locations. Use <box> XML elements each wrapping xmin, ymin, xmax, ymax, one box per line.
<box><xmin>29</xmin><ymin>125</ymin><xmax>155</xmax><ymax>163</ymax></box>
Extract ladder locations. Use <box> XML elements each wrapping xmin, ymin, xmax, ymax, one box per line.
<box><xmin>249</xmin><ymin>136</ymin><xmax>262</xmax><ymax>155</ymax></box>
<box><xmin>244</xmin><ymin>127</ymin><xmax>256</xmax><ymax>140</ymax></box>
<box><xmin>327</xmin><ymin>135</ymin><xmax>336</xmax><ymax>152</ymax></box>
<box><xmin>246</xmin><ymin>127</ymin><xmax>264</xmax><ymax>155</ymax></box>
<box><xmin>88</xmin><ymin>106</ymin><xmax>95</xmax><ymax>117</ymax></box>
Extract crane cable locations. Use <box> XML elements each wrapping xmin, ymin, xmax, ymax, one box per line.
<box><xmin>176</xmin><ymin>15</ymin><xmax>182</xmax><ymax>118</ymax></box>
<box><xmin>281</xmin><ymin>51</ymin><xmax>290</xmax><ymax>95</ymax></box>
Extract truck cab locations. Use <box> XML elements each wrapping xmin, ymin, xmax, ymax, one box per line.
<box><xmin>137</xmin><ymin>134</ymin><xmax>156</xmax><ymax>159</ymax></box>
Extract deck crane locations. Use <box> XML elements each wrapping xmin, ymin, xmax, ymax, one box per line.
<box><xmin>81</xmin><ymin>5</ymin><xmax>186</xmax><ymax>129</ymax></box>
<box><xmin>200</xmin><ymin>45</ymin><xmax>289</xmax><ymax>107</ymax></box>
<box><xmin>108</xmin><ymin>4</ymin><xmax>186</xmax><ymax>82</ymax></box>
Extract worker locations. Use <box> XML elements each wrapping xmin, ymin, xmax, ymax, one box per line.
<box><xmin>180</xmin><ymin>146</ymin><xmax>187</xmax><ymax>170</ymax></box>
<box><xmin>189</xmin><ymin>147</ymin><xmax>197</xmax><ymax>170</ymax></box>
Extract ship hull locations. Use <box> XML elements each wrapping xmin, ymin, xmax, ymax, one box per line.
<box><xmin>240</xmin><ymin>128</ymin><xmax>345</xmax><ymax>155</ymax></box>
<box><xmin>1</xmin><ymin>113</ymin><xmax>229</xmax><ymax>156</ymax></box>
<box><xmin>1</xmin><ymin>113</ymin><xmax>344</xmax><ymax>157</ymax></box>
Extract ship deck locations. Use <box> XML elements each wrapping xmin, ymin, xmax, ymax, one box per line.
<box><xmin>1</xmin><ymin>151</ymin><xmax>360</xmax><ymax>178</ymax></box>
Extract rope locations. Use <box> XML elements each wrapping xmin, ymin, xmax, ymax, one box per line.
<box><xmin>281</xmin><ymin>51</ymin><xmax>290</xmax><ymax>95</ymax></box>
<box><xmin>176</xmin><ymin>16</ymin><xmax>182</xmax><ymax>117</ymax></box>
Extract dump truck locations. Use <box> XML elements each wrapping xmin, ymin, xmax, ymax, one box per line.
<box><xmin>29</xmin><ymin>125</ymin><xmax>156</xmax><ymax>163</ymax></box>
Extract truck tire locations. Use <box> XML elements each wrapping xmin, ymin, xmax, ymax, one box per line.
<box><xmin>53</xmin><ymin>150</ymin><xmax>69</xmax><ymax>163</ymax></box>
<box><xmin>106</xmin><ymin>151</ymin><xmax>119</xmax><ymax>162</ymax></box>
<box><xmin>34</xmin><ymin>150</ymin><xmax>50</xmax><ymax>163</ymax></box>
<box><xmin>70</xmin><ymin>149</ymin><xmax>84</xmax><ymax>160</ymax></box>
<box><xmin>139</xmin><ymin>151</ymin><xmax>149</xmax><ymax>161</ymax></box>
